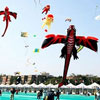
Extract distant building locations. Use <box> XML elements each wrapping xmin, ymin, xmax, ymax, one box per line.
<box><xmin>0</xmin><ymin>73</ymin><xmax>53</xmax><ymax>85</ymax></box>
<box><xmin>40</xmin><ymin>72</ymin><xmax>50</xmax><ymax>77</ymax></box>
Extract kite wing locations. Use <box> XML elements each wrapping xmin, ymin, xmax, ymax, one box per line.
<box><xmin>76</xmin><ymin>36</ymin><xmax>98</xmax><ymax>52</ymax></box>
<box><xmin>41</xmin><ymin>34</ymin><xmax>66</xmax><ymax>48</ymax></box>
<box><xmin>10</xmin><ymin>12</ymin><xmax>17</xmax><ymax>19</ymax></box>
<box><xmin>42</xmin><ymin>34</ymin><xmax>98</xmax><ymax>52</ymax></box>
<box><xmin>0</xmin><ymin>11</ymin><xmax>5</xmax><ymax>15</ymax></box>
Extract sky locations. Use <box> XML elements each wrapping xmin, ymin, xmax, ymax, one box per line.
<box><xmin>0</xmin><ymin>0</ymin><xmax>100</xmax><ymax>77</ymax></box>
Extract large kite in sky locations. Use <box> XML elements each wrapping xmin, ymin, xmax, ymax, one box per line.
<box><xmin>0</xmin><ymin>6</ymin><xmax>17</xmax><ymax>37</ymax></box>
<box><xmin>41</xmin><ymin>25</ymin><xmax>98</xmax><ymax>88</ymax></box>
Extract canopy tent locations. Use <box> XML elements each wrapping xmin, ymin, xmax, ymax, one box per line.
<box><xmin>16</xmin><ymin>83</ymin><xmax>23</xmax><ymax>88</ymax></box>
<box><xmin>30</xmin><ymin>83</ymin><xmax>38</xmax><ymax>88</ymax></box>
<box><xmin>87</xmin><ymin>82</ymin><xmax>100</xmax><ymax>89</ymax></box>
<box><xmin>10</xmin><ymin>84</ymin><xmax>17</xmax><ymax>87</ymax></box>
<box><xmin>76</xmin><ymin>83</ymin><xmax>88</xmax><ymax>88</ymax></box>
<box><xmin>0</xmin><ymin>84</ymin><xmax>6</xmax><ymax>88</ymax></box>
<box><xmin>66</xmin><ymin>83</ymin><xmax>76</xmax><ymax>88</ymax></box>
<box><xmin>37</xmin><ymin>83</ymin><xmax>46</xmax><ymax>88</ymax></box>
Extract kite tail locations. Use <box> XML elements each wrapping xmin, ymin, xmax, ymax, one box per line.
<box><xmin>2</xmin><ymin>20</ymin><xmax>8</xmax><ymax>37</ymax></box>
<box><xmin>58</xmin><ymin>54</ymin><xmax>71</xmax><ymax>88</ymax></box>
<box><xmin>42</xmin><ymin>23</ymin><xmax>46</xmax><ymax>29</ymax></box>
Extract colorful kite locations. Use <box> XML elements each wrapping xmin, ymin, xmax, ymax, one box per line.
<box><xmin>33</xmin><ymin>48</ymin><xmax>40</xmax><ymax>53</ymax></box>
<box><xmin>0</xmin><ymin>6</ymin><xmax>17</xmax><ymax>37</ymax></box>
<box><xmin>42</xmin><ymin>5</ymin><xmax>50</xmax><ymax>14</ymax></box>
<box><xmin>42</xmin><ymin>14</ymin><xmax>54</xmax><ymax>29</ymax></box>
<box><xmin>21</xmin><ymin>32</ymin><xmax>28</xmax><ymax>37</ymax></box>
<box><xmin>41</xmin><ymin>25</ymin><xmax>98</xmax><ymax>88</ymax></box>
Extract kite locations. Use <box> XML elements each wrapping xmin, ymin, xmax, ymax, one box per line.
<box><xmin>33</xmin><ymin>34</ymin><xmax>36</xmax><ymax>37</ymax></box>
<box><xmin>95</xmin><ymin>15</ymin><xmax>100</xmax><ymax>20</ymax></box>
<box><xmin>65</xmin><ymin>18</ymin><xmax>72</xmax><ymax>22</ymax></box>
<box><xmin>0</xmin><ymin>6</ymin><xmax>17</xmax><ymax>37</ymax></box>
<box><xmin>41</xmin><ymin>25</ymin><xmax>98</xmax><ymax>88</ymax></box>
<box><xmin>25</xmin><ymin>45</ymin><xmax>29</xmax><ymax>48</ymax></box>
<box><xmin>33</xmin><ymin>48</ymin><xmax>40</xmax><ymax>53</ymax></box>
<box><xmin>42</xmin><ymin>5</ymin><xmax>50</xmax><ymax>15</ymax></box>
<box><xmin>21</xmin><ymin>32</ymin><xmax>28</xmax><ymax>37</ymax></box>
<box><xmin>26</xmin><ymin>58</ymin><xmax>35</xmax><ymax>66</ymax></box>
<box><xmin>42</xmin><ymin>14</ymin><xmax>54</xmax><ymax>29</ymax></box>
<box><xmin>34</xmin><ymin>0</ymin><xmax>40</xmax><ymax>5</ymax></box>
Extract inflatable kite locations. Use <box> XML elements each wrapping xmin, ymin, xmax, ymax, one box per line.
<box><xmin>42</xmin><ymin>5</ymin><xmax>50</xmax><ymax>14</ymax></box>
<box><xmin>41</xmin><ymin>25</ymin><xmax>98</xmax><ymax>88</ymax></box>
<box><xmin>0</xmin><ymin>6</ymin><xmax>17</xmax><ymax>37</ymax></box>
<box><xmin>42</xmin><ymin>14</ymin><xmax>54</xmax><ymax>29</ymax></box>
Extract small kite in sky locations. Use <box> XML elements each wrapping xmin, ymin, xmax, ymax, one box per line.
<box><xmin>33</xmin><ymin>34</ymin><xmax>36</xmax><ymax>37</ymax></box>
<box><xmin>26</xmin><ymin>58</ymin><xmax>35</xmax><ymax>66</ymax></box>
<box><xmin>42</xmin><ymin>14</ymin><xmax>54</xmax><ymax>29</ymax></box>
<box><xmin>25</xmin><ymin>45</ymin><xmax>29</xmax><ymax>48</ymax></box>
<box><xmin>95</xmin><ymin>15</ymin><xmax>100</xmax><ymax>20</ymax></box>
<box><xmin>42</xmin><ymin>5</ymin><xmax>50</xmax><ymax>15</ymax></box>
<box><xmin>33</xmin><ymin>48</ymin><xmax>40</xmax><ymax>53</ymax></box>
<box><xmin>21</xmin><ymin>32</ymin><xmax>28</xmax><ymax>37</ymax></box>
<box><xmin>0</xmin><ymin>6</ymin><xmax>17</xmax><ymax>37</ymax></box>
<box><xmin>65</xmin><ymin>18</ymin><xmax>72</xmax><ymax>22</ymax></box>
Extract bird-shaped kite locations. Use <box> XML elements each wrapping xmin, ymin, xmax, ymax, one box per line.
<box><xmin>41</xmin><ymin>25</ymin><xmax>98</xmax><ymax>88</ymax></box>
<box><xmin>42</xmin><ymin>5</ymin><xmax>50</xmax><ymax>15</ymax></box>
<box><xmin>0</xmin><ymin>6</ymin><xmax>17</xmax><ymax>37</ymax></box>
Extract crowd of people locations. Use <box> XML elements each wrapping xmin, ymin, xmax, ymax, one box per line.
<box><xmin>0</xmin><ymin>87</ymin><xmax>100</xmax><ymax>100</ymax></box>
<box><xmin>37</xmin><ymin>89</ymin><xmax>61</xmax><ymax>100</ymax></box>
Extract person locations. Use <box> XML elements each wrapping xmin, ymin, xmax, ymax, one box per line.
<box><xmin>44</xmin><ymin>89</ymin><xmax>55</xmax><ymax>100</ymax></box>
<box><xmin>55</xmin><ymin>90</ymin><xmax>61</xmax><ymax>100</ymax></box>
<box><xmin>15</xmin><ymin>89</ymin><xmax>19</xmax><ymax>95</ymax></box>
<box><xmin>10</xmin><ymin>88</ymin><xmax>16</xmax><ymax>100</ymax></box>
<box><xmin>37</xmin><ymin>89</ymin><xmax>43</xmax><ymax>100</ymax></box>
<box><xmin>0</xmin><ymin>89</ymin><xmax>2</xmax><ymax>96</ymax></box>
<box><xmin>95</xmin><ymin>90</ymin><xmax>100</xmax><ymax>100</ymax></box>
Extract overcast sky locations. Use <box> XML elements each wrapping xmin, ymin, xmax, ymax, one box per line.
<box><xmin>0</xmin><ymin>0</ymin><xmax>100</xmax><ymax>77</ymax></box>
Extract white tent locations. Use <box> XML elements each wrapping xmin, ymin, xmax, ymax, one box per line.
<box><xmin>76</xmin><ymin>83</ymin><xmax>87</xmax><ymax>88</ymax></box>
<box><xmin>60</xmin><ymin>85</ymin><xmax>67</xmax><ymax>88</ymax></box>
<box><xmin>16</xmin><ymin>83</ymin><xmax>23</xmax><ymax>88</ymax></box>
<box><xmin>0</xmin><ymin>84</ymin><xmax>6</xmax><ymax>88</ymax></box>
<box><xmin>46</xmin><ymin>83</ymin><xmax>54</xmax><ymax>88</ymax></box>
<box><xmin>37</xmin><ymin>83</ymin><xmax>46</xmax><ymax>88</ymax></box>
<box><xmin>87</xmin><ymin>82</ymin><xmax>100</xmax><ymax>89</ymax></box>
<box><xmin>30</xmin><ymin>83</ymin><xmax>38</xmax><ymax>88</ymax></box>
<box><xmin>23</xmin><ymin>84</ymin><xmax>30</xmax><ymax>88</ymax></box>
<box><xmin>10</xmin><ymin>84</ymin><xmax>17</xmax><ymax>87</ymax></box>
<box><xmin>66</xmin><ymin>83</ymin><xmax>76</xmax><ymax>88</ymax></box>
<box><xmin>5</xmin><ymin>84</ymin><xmax>10</xmax><ymax>88</ymax></box>
<box><xmin>53</xmin><ymin>84</ymin><xmax>58</xmax><ymax>88</ymax></box>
